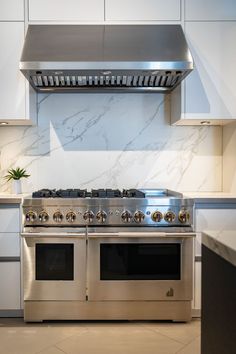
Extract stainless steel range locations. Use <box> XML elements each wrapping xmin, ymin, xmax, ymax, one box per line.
<box><xmin>21</xmin><ymin>188</ymin><xmax>195</xmax><ymax>322</ymax></box>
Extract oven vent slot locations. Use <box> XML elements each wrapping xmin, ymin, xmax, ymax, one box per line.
<box><xmin>30</xmin><ymin>72</ymin><xmax>183</xmax><ymax>92</ymax></box>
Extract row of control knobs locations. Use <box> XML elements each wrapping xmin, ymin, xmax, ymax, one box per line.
<box><xmin>25</xmin><ymin>210</ymin><xmax>190</xmax><ymax>224</ymax></box>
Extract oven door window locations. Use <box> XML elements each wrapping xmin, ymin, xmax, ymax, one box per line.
<box><xmin>36</xmin><ymin>243</ymin><xmax>74</xmax><ymax>280</ymax></box>
<box><xmin>100</xmin><ymin>243</ymin><xmax>180</xmax><ymax>280</ymax></box>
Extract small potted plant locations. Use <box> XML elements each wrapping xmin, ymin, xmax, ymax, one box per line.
<box><xmin>4</xmin><ymin>167</ymin><xmax>30</xmax><ymax>194</ymax></box>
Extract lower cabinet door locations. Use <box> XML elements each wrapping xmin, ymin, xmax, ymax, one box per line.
<box><xmin>0</xmin><ymin>262</ymin><xmax>21</xmax><ymax>310</ymax></box>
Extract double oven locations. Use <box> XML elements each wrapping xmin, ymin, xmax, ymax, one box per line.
<box><xmin>21</xmin><ymin>189</ymin><xmax>194</xmax><ymax>322</ymax></box>
<box><xmin>22</xmin><ymin>226</ymin><xmax>194</xmax><ymax>322</ymax></box>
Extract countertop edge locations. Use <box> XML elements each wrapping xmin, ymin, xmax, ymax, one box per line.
<box><xmin>0</xmin><ymin>194</ymin><xmax>30</xmax><ymax>204</ymax></box>
<box><xmin>202</xmin><ymin>230</ymin><xmax>236</xmax><ymax>267</ymax></box>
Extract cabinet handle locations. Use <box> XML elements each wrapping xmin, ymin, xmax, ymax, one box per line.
<box><xmin>0</xmin><ymin>257</ymin><xmax>20</xmax><ymax>262</ymax></box>
<box><xmin>195</xmin><ymin>256</ymin><xmax>202</xmax><ymax>262</ymax></box>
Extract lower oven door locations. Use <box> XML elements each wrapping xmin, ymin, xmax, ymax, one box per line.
<box><xmin>22</xmin><ymin>233</ymin><xmax>86</xmax><ymax>301</ymax></box>
<box><xmin>88</xmin><ymin>231</ymin><xmax>194</xmax><ymax>301</ymax></box>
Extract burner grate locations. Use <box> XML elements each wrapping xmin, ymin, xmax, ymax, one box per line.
<box><xmin>32</xmin><ymin>188</ymin><xmax>146</xmax><ymax>198</ymax></box>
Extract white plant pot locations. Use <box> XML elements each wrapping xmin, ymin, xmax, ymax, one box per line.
<box><xmin>12</xmin><ymin>179</ymin><xmax>22</xmax><ymax>194</ymax></box>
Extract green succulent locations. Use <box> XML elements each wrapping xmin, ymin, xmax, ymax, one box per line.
<box><xmin>4</xmin><ymin>167</ymin><xmax>30</xmax><ymax>181</ymax></box>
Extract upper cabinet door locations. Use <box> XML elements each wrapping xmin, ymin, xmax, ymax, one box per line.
<box><xmin>0</xmin><ymin>0</ymin><xmax>24</xmax><ymax>21</ymax></box>
<box><xmin>185</xmin><ymin>0</ymin><xmax>236</xmax><ymax>21</ymax></box>
<box><xmin>29</xmin><ymin>0</ymin><xmax>104</xmax><ymax>22</ymax></box>
<box><xmin>184</xmin><ymin>22</ymin><xmax>236</xmax><ymax>121</ymax></box>
<box><xmin>105</xmin><ymin>0</ymin><xmax>181</xmax><ymax>21</ymax></box>
<box><xmin>0</xmin><ymin>22</ymin><xmax>26</xmax><ymax>120</ymax></box>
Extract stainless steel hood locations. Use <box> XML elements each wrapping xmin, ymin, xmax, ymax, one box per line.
<box><xmin>20</xmin><ymin>25</ymin><xmax>193</xmax><ymax>93</ymax></box>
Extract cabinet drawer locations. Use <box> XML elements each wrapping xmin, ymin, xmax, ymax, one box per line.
<box><xmin>0</xmin><ymin>262</ymin><xmax>20</xmax><ymax>310</ymax></box>
<box><xmin>29</xmin><ymin>0</ymin><xmax>104</xmax><ymax>22</ymax></box>
<box><xmin>105</xmin><ymin>0</ymin><xmax>180</xmax><ymax>21</ymax></box>
<box><xmin>0</xmin><ymin>206</ymin><xmax>20</xmax><ymax>232</ymax></box>
<box><xmin>195</xmin><ymin>209</ymin><xmax>236</xmax><ymax>232</ymax></box>
<box><xmin>185</xmin><ymin>0</ymin><xmax>236</xmax><ymax>21</ymax></box>
<box><xmin>0</xmin><ymin>233</ymin><xmax>20</xmax><ymax>257</ymax></box>
<box><xmin>0</xmin><ymin>0</ymin><xmax>24</xmax><ymax>21</ymax></box>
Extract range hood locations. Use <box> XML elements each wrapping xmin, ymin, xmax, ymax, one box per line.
<box><xmin>20</xmin><ymin>25</ymin><xmax>193</xmax><ymax>93</ymax></box>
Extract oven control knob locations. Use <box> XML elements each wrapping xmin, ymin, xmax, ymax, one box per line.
<box><xmin>38</xmin><ymin>211</ymin><xmax>49</xmax><ymax>223</ymax></box>
<box><xmin>164</xmin><ymin>211</ymin><xmax>176</xmax><ymax>223</ymax></box>
<box><xmin>66</xmin><ymin>211</ymin><xmax>76</xmax><ymax>223</ymax></box>
<box><xmin>53</xmin><ymin>211</ymin><xmax>63</xmax><ymax>223</ymax></box>
<box><xmin>134</xmin><ymin>211</ymin><xmax>145</xmax><ymax>223</ymax></box>
<box><xmin>151</xmin><ymin>211</ymin><xmax>163</xmax><ymax>222</ymax></box>
<box><xmin>96</xmin><ymin>211</ymin><xmax>107</xmax><ymax>223</ymax></box>
<box><xmin>83</xmin><ymin>210</ymin><xmax>94</xmax><ymax>223</ymax></box>
<box><xmin>178</xmin><ymin>210</ymin><xmax>190</xmax><ymax>224</ymax></box>
<box><xmin>121</xmin><ymin>210</ymin><xmax>132</xmax><ymax>223</ymax></box>
<box><xmin>25</xmin><ymin>211</ymin><xmax>37</xmax><ymax>223</ymax></box>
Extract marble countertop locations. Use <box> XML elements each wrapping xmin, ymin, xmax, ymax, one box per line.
<box><xmin>202</xmin><ymin>230</ymin><xmax>236</xmax><ymax>267</ymax></box>
<box><xmin>0</xmin><ymin>193</ymin><xmax>30</xmax><ymax>204</ymax></box>
<box><xmin>182</xmin><ymin>192</ymin><xmax>236</xmax><ymax>204</ymax></box>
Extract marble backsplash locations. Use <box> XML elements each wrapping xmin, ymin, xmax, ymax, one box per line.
<box><xmin>223</xmin><ymin>121</ymin><xmax>236</xmax><ymax>193</ymax></box>
<box><xmin>0</xmin><ymin>93</ymin><xmax>222</xmax><ymax>193</ymax></box>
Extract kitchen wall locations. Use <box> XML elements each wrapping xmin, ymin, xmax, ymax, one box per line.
<box><xmin>0</xmin><ymin>93</ymin><xmax>222</xmax><ymax>193</ymax></box>
<box><xmin>223</xmin><ymin>122</ymin><xmax>236</xmax><ymax>192</ymax></box>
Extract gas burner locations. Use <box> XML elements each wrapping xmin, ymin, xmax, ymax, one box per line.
<box><xmin>123</xmin><ymin>189</ymin><xmax>145</xmax><ymax>198</ymax></box>
<box><xmin>56</xmin><ymin>189</ymin><xmax>87</xmax><ymax>198</ymax></box>
<box><xmin>32</xmin><ymin>188</ymin><xmax>145</xmax><ymax>198</ymax></box>
<box><xmin>91</xmin><ymin>189</ymin><xmax>107</xmax><ymax>198</ymax></box>
<box><xmin>32</xmin><ymin>189</ymin><xmax>88</xmax><ymax>198</ymax></box>
<box><xmin>91</xmin><ymin>189</ymin><xmax>122</xmax><ymax>198</ymax></box>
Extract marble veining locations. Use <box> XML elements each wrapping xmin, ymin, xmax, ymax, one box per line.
<box><xmin>0</xmin><ymin>93</ymin><xmax>222</xmax><ymax>193</ymax></box>
<box><xmin>202</xmin><ymin>230</ymin><xmax>236</xmax><ymax>267</ymax></box>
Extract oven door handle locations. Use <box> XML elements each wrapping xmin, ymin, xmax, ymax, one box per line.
<box><xmin>21</xmin><ymin>232</ymin><xmax>86</xmax><ymax>238</ymax></box>
<box><xmin>88</xmin><ymin>232</ymin><xmax>195</xmax><ymax>238</ymax></box>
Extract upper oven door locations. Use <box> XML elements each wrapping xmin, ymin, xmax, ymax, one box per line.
<box><xmin>87</xmin><ymin>230</ymin><xmax>194</xmax><ymax>301</ymax></box>
<box><xmin>22</xmin><ymin>232</ymin><xmax>86</xmax><ymax>301</ymax></box>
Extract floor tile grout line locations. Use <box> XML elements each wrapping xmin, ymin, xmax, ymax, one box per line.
<box><xmin>140</xmin><ymin>322</ymin><xmax>201</xmax><ymax>345</ymax></box>
<box><xmin>143</xmin><ymin>321</ymin><xmax>200</xmax><ymax>344</ymax></box>
<box><xmin>34</xmin><ymin>329</ymin><xmax>89</xmax><ymax>354</ymax></box>
<box><xmin>174</xmin><ymin>334</ymin><xmax>201</xmax><ymax>354</ymax></box>
<box><xmin>50</xmin><ymin>328</ymin><xmax>89</xmax><ymax>348</ymax></box>
<box><xmin>54</xmin><ymin>345</ymin><xmax>68</xmax><ymax>354</ymax></box>
<box><xmin>139</xmin><ymin>324</ymin><xmax>188</xmax><ymax>346</ymax></box>
<box><xmin>35</xmin><ymin>344</ymin><xmax>67</xmax><ymax>354</ymax></box>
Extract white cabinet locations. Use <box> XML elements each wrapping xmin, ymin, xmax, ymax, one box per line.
<box><xmin>0</xmin><ymin>205</ymin><xmax>21</xmax><ymax>312</ymax></box>
<box><xmin>185</xmin><ymin>0</ymin><xmax>236</xmax><ymax>21</ymax></box>
<box><xmin>0</xmin><ymin>233</ymin><xmax>20</xmax><ymax>257</ymax></box>
<box><xmin>195</xmin><ymin>208</ymin><xmax>236</xmax><ymax>235</ymax></box>
<box><xmin>29</xmin><ymin>0</ymin><xmax>104</xmax><ymax>22</ymax></box>
<box><xmin>105</xmin><ymin>0</ymin><xmax>180</xmax><ymax>21</ymax></box>
<box><xmin>171</xmin><ymin>22</ymin><xmax>236</xmax><ymax>125</ymax></box>
<box><xmin>0</xmin><ymin>22</ymin><xmax>36</xmax><ymax>125</ymax></box>
<box><xmin>0</xmin><ymin>206</ymin><xmax>19</xmax><ymax>232</ymax></box>
<box><xmin>0</xmin><ymin>262</ymin><xmax>21</xmax><ymax>310</ymax></box>
<box><xmin>0</xmin><ymin>0</ymin><xmax>24</xmax><ymax>21</ymax></box>
<box><xmin>0</xmin><ymin>22</ymin><xmax>25</xmax><ymax>120</ymax></box>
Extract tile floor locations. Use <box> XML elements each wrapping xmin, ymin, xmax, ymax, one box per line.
<box><xmin>0</xmin><ymin>318</ymin><xmax>200</xmax><ymax>354</ymax></box>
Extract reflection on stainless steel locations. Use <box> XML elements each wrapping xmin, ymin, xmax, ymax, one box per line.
<box><xmin>21</xmin><ymin>188</ymin><xmax>195</xmax><ymax>322</ymax></box>
<box><xmin>20</xmin><ymin>25</ymin><xmax>193</xmax><ymax>93</ymax></box>
<box><xmin>87</xmin><ymin>234</ymin><xmax>193</xmax><ymax>302</ymax></box>
<box><xmin>23</xmin><ymin>236</ymin><xmax>86</xmax><ymax>301</ymax></box>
